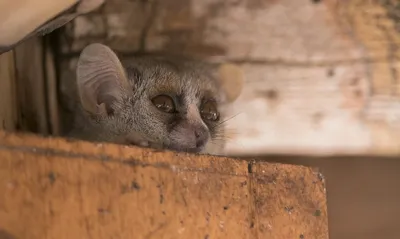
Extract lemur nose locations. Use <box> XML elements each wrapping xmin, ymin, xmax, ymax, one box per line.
<box><xmin>194</xmin><ymin>127</ymin><xmax>209</xmax><ymax>148</ymax></box>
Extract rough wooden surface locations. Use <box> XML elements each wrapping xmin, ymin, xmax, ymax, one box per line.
<box><xmin>0</xmin><ymin>131</ymin><xmax>328</xmax><ymax>239</ymax></box>
<box><xmin>57</xmin><ymin>0</ymin><xmax>400</xmax><ymax>156</ymax></box>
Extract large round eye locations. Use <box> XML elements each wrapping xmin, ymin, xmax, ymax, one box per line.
<box><xmin>200</xmin><ymin>101</ymin><xmax>219</xmax><ymax>121</ymax></box>
<box><xmin>151</xmin><ymin>95</ymin><xmax>176</xmax><ymax>113</ymax></box>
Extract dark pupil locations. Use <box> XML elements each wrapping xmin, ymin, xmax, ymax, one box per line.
<box><xmin>152</xmin><ymin>95</ymin><xmax>175</xmax><ymax>113</ymax></box>
<box><xmin>201</xmin><ymin>102</ymin><xmax>219</xmax><ymax>121</ymax></box>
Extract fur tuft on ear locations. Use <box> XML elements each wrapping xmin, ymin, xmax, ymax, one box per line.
<box><xmin>76</xmin><ymin>43</ymin><xmax>130</xmax><ymax>116</ymax></box>
<box><xmin>215</xmin><ymin>63</ymin><xmax>245</xmax><ymax>103</ymax></box>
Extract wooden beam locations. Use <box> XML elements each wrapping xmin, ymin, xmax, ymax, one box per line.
<box><xmin>0</xmin><ymin>131</ymin><xmax>328</xmax><ymax>239</ymax></box>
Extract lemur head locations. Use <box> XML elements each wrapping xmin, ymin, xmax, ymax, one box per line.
<box><xmin>76</xmin><ymin>43</ymin><xmax>244</xmax><ymax>154</ymax></box>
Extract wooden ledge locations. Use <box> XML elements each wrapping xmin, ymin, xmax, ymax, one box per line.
<box><xmin>0</xmin><ymin>131</ymin><xmax>328</xmax><ymax>239</ymax></box>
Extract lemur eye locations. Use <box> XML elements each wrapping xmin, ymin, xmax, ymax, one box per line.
<box><xmin>200</xmin><ymin>100</ymin><xmax>219</xmax><ymax>121</ymax></box>
<box><xmin>152</xmin><ymin>95</ymin><xmax>176</xmax><ymax>113</ymax></box>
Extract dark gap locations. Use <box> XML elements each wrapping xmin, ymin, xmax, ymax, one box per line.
<box><xmin>247</xmin><ymin>162</ymin><xmax>253</xmax><ymax>174</ymax></box>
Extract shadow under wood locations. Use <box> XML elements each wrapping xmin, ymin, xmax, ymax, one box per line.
<box><xmin>244</xmin><ymin>155</ymin><xmax>400</xmax><ymax>239</ymax></box>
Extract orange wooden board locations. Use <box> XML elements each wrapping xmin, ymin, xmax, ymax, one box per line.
<box><xmin>0</xmin><ymin>131</ymin><xmax>327</xmax><ymax>239</ymax></box>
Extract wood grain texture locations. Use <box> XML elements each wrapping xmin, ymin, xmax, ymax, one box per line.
<box><xmin>0</xmin><ymin>131</ymin><xmax>328</xmax><ymax>239</ymax></box>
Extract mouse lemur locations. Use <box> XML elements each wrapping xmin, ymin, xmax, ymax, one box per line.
<box><xmin>68</xmin><ymin>43</ymin><xmax>244</xmax><ymax>155</ymax></box>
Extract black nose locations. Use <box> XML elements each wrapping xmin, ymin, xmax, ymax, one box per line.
<box><xmin>194</xmin><ymin>127</ymin><xmax>209</xmax><ymax>148</ymax></box>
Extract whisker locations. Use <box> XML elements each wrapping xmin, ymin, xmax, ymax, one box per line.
<box><xmin>212</xmin><ymin>128</ymin><xmax>240</xmax><ymax>139</ymax></box>
<box><xmin>209</xmin><ymin>112</ymin><xmax>244</xmax><ymax>148</ymax></box>
<box><xmin>212</xmin><ymin>112</ymin><xmax>243</xmax><ymax>129</ymax></box>
<box><xmin>211</xmin><ymin>135</ymin><xmax>237</xmax><ymax>143</ymax></box>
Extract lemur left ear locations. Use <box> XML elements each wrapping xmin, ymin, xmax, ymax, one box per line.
<box><xmin>214</xmin><ymin>63</ymin><xmax>245</xmax><ymax>103</ymax></box>
<box><xmin>76</xmin><ymin>43</ymin><xmax>130</xmax><ymax>116</ymax></box>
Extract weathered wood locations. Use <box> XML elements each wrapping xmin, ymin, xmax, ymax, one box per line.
<box><xmin>0</xmin><ymin>51</ymin><xmax>18</xmax><ymax>131</ymax></box>
<box><xmin>13</xmin><ymin>37</ymin><xmax>49</xmax><ymax>134</ymax></box>
<box><xmin>56</xmin><ymin>0</ymin><xmax>400</xmax><ymax>156</ymax></box>
<box><xmin>0</xmin><ymin>131</ymin><xmax>328</xmax><ymax>239</ymax></box>
<box><xmin>0</xmin><ymin>36</ymin><xmax>61</xmax><ymax>136</ymax></box>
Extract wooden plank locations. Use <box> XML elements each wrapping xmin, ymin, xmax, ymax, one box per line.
<box><xmin>0</xmin><ymin>131</ymin><xmax>328</xmax><ymax>239</ymax></box>
<box><xmin>13</xmin><ymin>37</ymin><xmax>49</xmax><ymax>135</ymax></box>
<box><xmin>0</xmin><ymin>51</ymin><xmax>18</xmax><ymax>131</ymax></box>
<box><xmin>0</xmin><ymin>36</ymin><xmax>60</xmax><ymax>136</ymax></box>
<box><xmin>44</xmin><ymin>37</ymin><xmax>61</xmax><ymax>136</ymax></box>
<box><xmin>251</xmin><ymin>161</ymin><xmax>327</xmax><ymax>239</ymax></box>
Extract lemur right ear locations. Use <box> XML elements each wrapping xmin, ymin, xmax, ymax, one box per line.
<box><xmin>215</xmin><ymin>63</ymin><xmax>245</xmax><ymax>103</ymax></box>
<box><xmin>76</xmin><ymin>43</ymin><xmax>130</xmax><ymax>116</ymax></box>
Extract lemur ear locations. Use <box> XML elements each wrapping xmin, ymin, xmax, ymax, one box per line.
<box><xmin>76</xmin><ymin>43</ymin><xmax>130</xmax><ymax>116</ymax></box>
<box><xmin>215</xmin><ymin>63</ymin><xmax>245</xmax><ymax>103</ymax></box>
